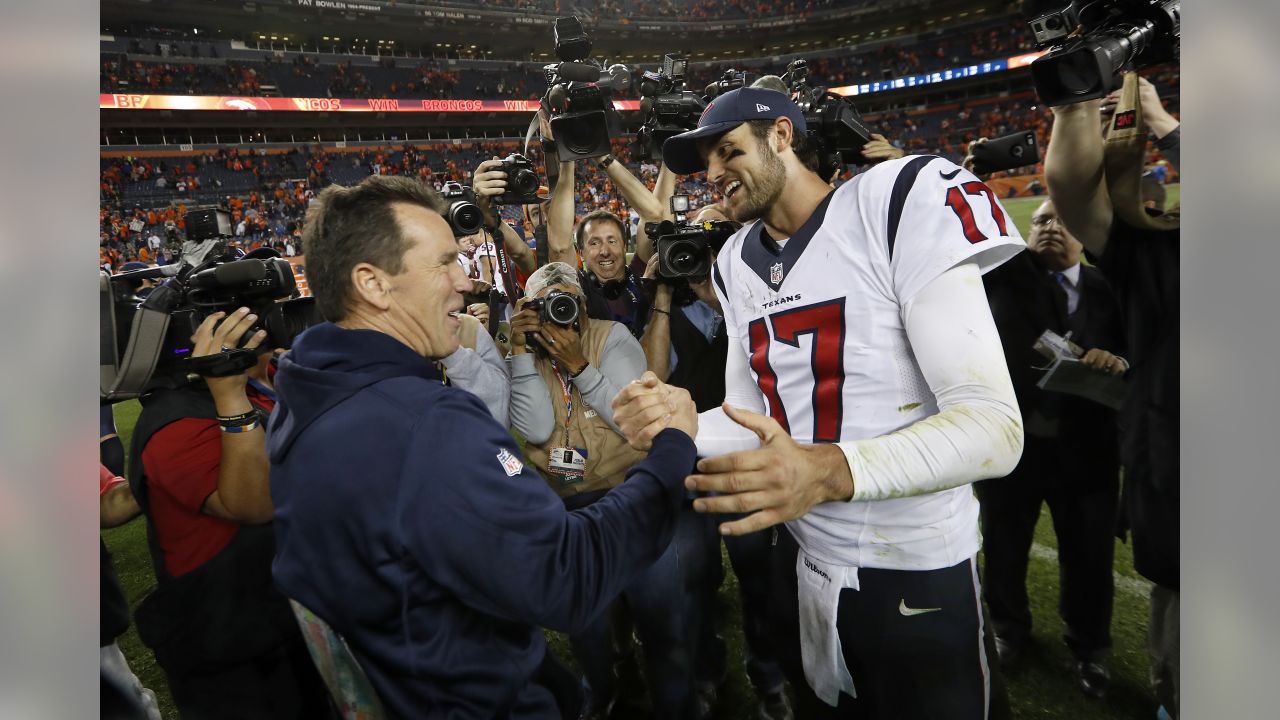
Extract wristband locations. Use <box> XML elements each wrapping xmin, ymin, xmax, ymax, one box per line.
<box><xmin>216</xmin><ymin>410</ymin><xmax>257</xmax><ymax>424</ymax></box>
<box><xmin>220</xmin><ymin>419</ymin><xmax>261</xmax><ymax>433</ymax></box>
<box><xmin>568</xmin><ymin>362</ymin><xmax>589</xmax><ymax>378</ymax></box>
<box><xmin>652</xmin><ymin>307</ymin><xmax>670</xmax><ymax>316</ymax></box>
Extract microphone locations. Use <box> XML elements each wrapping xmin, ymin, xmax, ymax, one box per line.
<box><xmin>190</xmin><ymin>259</ymin><xmax>268</xmax><ymax>289</ymax></box>
<box><xmin>114</xmin><ymin>264</ymin><xmax>181</xmax><ymax>281</ymax></box>
<box><xmin>553</xmin><ymin>61</ymin><xmax>603</xmax><ymax>83</ymax></box>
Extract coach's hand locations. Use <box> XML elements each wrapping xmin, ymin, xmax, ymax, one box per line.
<box><xmin>687</xmin><ymin>404</ymin><xmax>855</xmax><ymax>536</ymax></box>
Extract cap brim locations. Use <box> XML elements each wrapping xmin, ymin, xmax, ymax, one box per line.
<box><xmin>661</xmin><ymin>121</ymin><xmax>743</xmax><ymax>175</ymax></box>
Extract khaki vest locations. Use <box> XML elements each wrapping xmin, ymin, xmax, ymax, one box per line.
<box><xmin>522</xmin><ymin>319</ymin><xmax>646</xmax><ymax>498</ymax></box>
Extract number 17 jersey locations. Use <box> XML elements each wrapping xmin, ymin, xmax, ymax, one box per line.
<box><xmin>710</xmin><ymin>155</ymin><xmax>1025</xmax><ymax>570</ymax></box>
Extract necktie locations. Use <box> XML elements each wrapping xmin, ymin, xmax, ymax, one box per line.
<box><xmin>1053</xmin><ymin>272</ymin><xmax>1077</xmax><ymax>316</ymax></box>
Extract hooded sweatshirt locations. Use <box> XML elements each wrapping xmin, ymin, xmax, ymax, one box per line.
<box><xmin>268</xmin><ymin>322</ymin><xmax>695</xmax><ymax>719</ymax></box>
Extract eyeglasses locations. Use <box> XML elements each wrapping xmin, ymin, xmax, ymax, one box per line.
<box><xmin>1030</xmin><ymin>215</ymin><xmax>1061</xmax><ymax>228</ymax></box>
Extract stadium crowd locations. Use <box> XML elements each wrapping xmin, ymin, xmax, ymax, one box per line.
<box><xmin>101</xmin><ymin>11</ymin><xmax>1182</xmax><ymax>718</ymax></box>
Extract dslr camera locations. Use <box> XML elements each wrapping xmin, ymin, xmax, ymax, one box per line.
<box><xmin>100</xmin><ymin>209</ymin><xmax>320</xmax><ymax>400</ymax></box>
<box><xmin>645</xmin><ymin>195</ymin><xmax>740</xmax><ymax>279</ymax></box>
<box><xmin>525</xmin><ymin>289</ymin><xmax>581</xmax><ymax>327</ymax></box>
<box><xmin>542</xmin><ymin>17</ymin><xmax>630</xmax><ymax>161</ymax></box>
<box><xmin>1028</xmin><ymin>0</ymin><xmax>1180</xmax><ymax>105</ymax></box>
<box><xmin>635</xmin><ymin>54</ymin><xmax>706</xmax><ymax>163</ymax></box>
<box><xmin>440</xmin><ymin>181</ymin><xmax>485</xmax><ymax>237</ymax></box>
<box><xmin>782</xmin><ymin>59</ymin><xmax>875</xmax><ymax>181</ymax></box>
<box><xmin>492</xmin><ymin>153</ymin><xmax>543</xmax><ymax>205</ymax></box>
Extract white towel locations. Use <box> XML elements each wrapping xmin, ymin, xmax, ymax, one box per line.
<box><xmin>796</xmin><ymin>551</ymin><xmax>861</xmax><ymax>706</ymax></box>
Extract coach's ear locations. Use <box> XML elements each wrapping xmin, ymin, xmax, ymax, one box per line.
<box><xmin>350</xmin><ymin>262</ymin><xmax>393</xmax><ymax>312</ymax></box>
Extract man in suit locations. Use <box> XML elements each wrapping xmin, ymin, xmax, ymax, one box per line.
<box><xmin>979</xmin><ymin>199</ymin><xmax>1127</xmax><ymax>698</ymax></box>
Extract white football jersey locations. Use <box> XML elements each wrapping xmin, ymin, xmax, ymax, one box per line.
<box><xmin>711</xmin><ymin>155</ymin><xmax>1024</xmax><ymax>570</ymax></box>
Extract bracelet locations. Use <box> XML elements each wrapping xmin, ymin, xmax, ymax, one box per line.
<box><xmin>652</xmin><ymin>307</ymin><xmax>670</xmax><ymax>316</ymax></box>
<box><xmin>568</xmin><ymin>362</ymin><xmax>589</xmax><ymax>378</ymax></box>
<box><xmin>216</xmin><ymin>410</ymin><xmax>257</xmax><ymax>424</ymax></box>
<box><xmin>220</xmin><ymin>419</ymin><xmax>261</xmax><ymax>433</ymax></box>
<box><xmin>598</xmin><ymin>154</ymin><xmax>615</xmax><ymax>169</ymax></box>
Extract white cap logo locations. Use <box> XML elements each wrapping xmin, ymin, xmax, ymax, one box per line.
<box><xmin>756</xmin><ymin>103</ymin><xmax>771</xmax><ymax>112</ymax></box>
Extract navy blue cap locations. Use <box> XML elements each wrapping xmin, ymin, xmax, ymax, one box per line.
<box><xmin>120</xmin><ymin>261</ymin><xmax>147</xmax><ymax>272</ymax></box>
<box><xmin>661</xmin><ymin>87</ymin><xmax>807</xmax><ymax>175</ymax></box>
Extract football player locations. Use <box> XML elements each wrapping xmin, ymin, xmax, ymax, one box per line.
<box><xmin>614</xmin><ymin>87</ymin><xmax>1026</xmax><ymax>719</ymax></box>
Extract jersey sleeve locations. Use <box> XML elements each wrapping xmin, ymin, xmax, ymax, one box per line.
<box><xmin>879</xmin><ymin>156</ymin><xmax>1025</xmax><ymax>305</ymax></box>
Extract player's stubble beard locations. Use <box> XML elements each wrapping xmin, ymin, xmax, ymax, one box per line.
<box><xmin>731</xmin><ymin>137</ymin><xmax>787</xmax><ymax>223</ymax></box>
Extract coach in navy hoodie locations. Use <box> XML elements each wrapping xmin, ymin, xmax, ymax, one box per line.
<box><xmin>267</xmin><ymin>176</ymin><xmax>699</xmax><ymax>719</ymax></box>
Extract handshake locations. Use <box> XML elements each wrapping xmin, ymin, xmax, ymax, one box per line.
<box><xmin>612</xmin><ymin>372</ymin><xmax>855</xmax><ymax>537</ymax></box>
<box><xmin>611</xmin><ymin>371</ymin><xmax>699</xmax><ymax>450</ymax></box>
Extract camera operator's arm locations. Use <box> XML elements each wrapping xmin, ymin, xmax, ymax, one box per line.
<box><xmin>193</xmin><ymin>309</ymin><xmax>275</xmax><ymax>524</ymax></box>
<box><xmin>100</xmin><ymin>464</ymin><xmax>141</xmax><ymax>529</ymax></box>
<box><xmin>604</xmin><ymin>156</ymin><xmax>665</xmax><ymax>264</ymax></box>
<box><xmin>1046</xmin><ymin>100</ymin><xmax>1112</xmax><ymax>256</ymax></box>
<box><xmin>541</xmin><ymin>113</ymin><xmax>580</xmax><ymax>268</ymax></box>
<box><xmin>639</xmin><ymin>254</ymin><xmax>675</xmax><ymax>381</ymax></box>
<box><xmin>507</xmin><ymin>304</ymin><xmax>556</xmax><ymax>444</ymax></box>
<box><xmin>474</xmin><ymin>157</ymin><xmax>537</xmax><ymax>273</ymax></box>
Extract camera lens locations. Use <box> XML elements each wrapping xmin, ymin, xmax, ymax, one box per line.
<box><xmin>546</xmin><ymin>293</ymin><xmax>579</xmax><ymax>325</ymax></box>
<box><xmin>662</xmin><ymin>237</ymin><xmax>709</xmax><ymax>277</ymax></box>
<box><xmin>513</xmin><ymin>168</ymin><xmax>541</xmax><ymax>196</ymax></box>
<box><xmin>449</xmin><ymin>201</ymin><xmax>484</xmax><ymax>237</ymax></box>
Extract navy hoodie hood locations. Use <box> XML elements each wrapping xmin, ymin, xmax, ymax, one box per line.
<box><xmin>268</xmin><ymin>322</ymin><xmax>441</xmax><ymax>463</ymax></box>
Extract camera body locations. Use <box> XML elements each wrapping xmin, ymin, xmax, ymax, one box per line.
<box><xmin>526</xmin><ymin>289</ymin><xmax>581</xmax><ymax>327</ymax></box>
<box><xmin>493</xmin><ymin>154</ymin><xmax>542</xmax><ymax>206</ymax></box>
<box><xmin>782</xmin><ymin>59</ymin><xmax>874</xmax><ymax>180</ymax></box>
<box><xmin>636</xmin><ymin>54</ymin><xmax>706</xmax><ymax>163</ymax></box>
<box><xmin>440</xmin><ymin>181</ymin><xmax>484</xmax><ymax>237</ymax></box>
<box><xmin>1028</xmin><ymin>0</ymin><xmax>1180</xmax><ymax>106</ymax></box>
<box><xmin>101</xmin><ymin>245</ymin><xmax>321</xmax><ymax>400</ymax></box>
<box><xmin>542</xmin><ymin>17</ymin><xmax>628</xmax><ymax>162</ymax></box>
<box><xmin>645</xmin><ymin>196</ymin><xmax>739</xmax><ymax>280</ymax></box>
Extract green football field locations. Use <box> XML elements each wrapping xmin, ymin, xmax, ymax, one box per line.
<box><xmin>102</xmin><ymin>187</ymin><xmax>1178</xmax><ymax>718</ymax></box>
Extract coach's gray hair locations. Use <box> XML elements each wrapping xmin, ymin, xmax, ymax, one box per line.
<box><xmin>525</xmin><ymin>262</ymin><xmax>584</xmax><ymax>300</ymax></box>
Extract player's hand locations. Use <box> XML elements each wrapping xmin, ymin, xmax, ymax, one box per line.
<box><xmin>1080</xmin><ymin>348</ymin><xmax>1127</xmax><ymax>376</ymax></box>
<box><xmin>861</xmin><ymin>133</ymin><xmax>905</xmax><ymax>163</ymax></box>
<box><xmin>467</xmin><ymin>302</ymin><xmax>489</xmax><ymax>327</ymax></box>
<box><xmin>613</xmin><ymin>372</ymin><xmax>685</xmax><ymax>450</ymax></box>
<box><xmin>686</xmin><ymin>404</ymin><xmax>854</xmax><ymax>536</ymax></box>
<box><xmin>961</xmin><ymin>137</ymin><xmax>988</xmax><ymax>175</ymax></box>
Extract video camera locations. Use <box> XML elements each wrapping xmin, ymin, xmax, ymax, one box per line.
<box><xmin>782</xmin><ymin>59</ymin><xmax>875</xmax><ymax>181</ymax></box>
<box><xmin>645</xmin><ymin>195</ymin><xmax>740</xmax><ymax>280</ymax></box>
<box><xmin>492</xmin><ymin>154</ymin><xmax>543</xmax><ymax>205</ymax></box>
<box><xmin>704</xmin><ymin>69</ymin><xmax>750</xmax><ymax>99</ymax></box>
<box><xmin>525</xmin><ymin>289</ymin><xmax>581</xmax><ymax>327</ymax></box>
<box><xmin>440</xmin><ymin>182</ymin><xmax>485</xmax><ymax>236</ymax></box>
<box><xmin>635</xmin><ymin>54</ymin><xmax>707</xmax><ymax>163</ymax></box>
<box><xmin>100</xmin><ymin>217</ymin><xmax>320</xmax><ymax>400</ymax></box>
<box><xmin>1027</xmin><ymin>0</ymin><xmax>1180</xmax><ymax>106</ymax></box>
<box><xmin>542</xmin><ymin>17</ymin><xmax>630</xmax><ymax>161</ymax></box>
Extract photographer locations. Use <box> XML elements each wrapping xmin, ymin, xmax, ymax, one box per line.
<box><xmin>127</xmin><ymin>309</ymin><xmax>328</xmax><ymax>719</ymax></box>
<box><xmin>508</xmin><ymin>261</ymin><xmax>703</xmax><ymax>719</ymax></box>
<box><xmin>1045</xmin><ymin>70</ymin><xmax>1180</xmax><ymax>717</ymax></box>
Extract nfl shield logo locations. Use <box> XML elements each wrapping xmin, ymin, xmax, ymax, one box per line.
<box><xmin>496</xmin><ymin>448</ymin><xmax>524</xmax><ymax>477</ymax></box>
<box><xmin>770</xmin><ymin>262</ymin><xmax>784</xmax><ymax>285</ymax></box>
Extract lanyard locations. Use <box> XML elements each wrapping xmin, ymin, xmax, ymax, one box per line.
<box><xmin>550</xmin><ymin>358</ymin><xmax>575</xmax><ymax>448</ymax></box>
